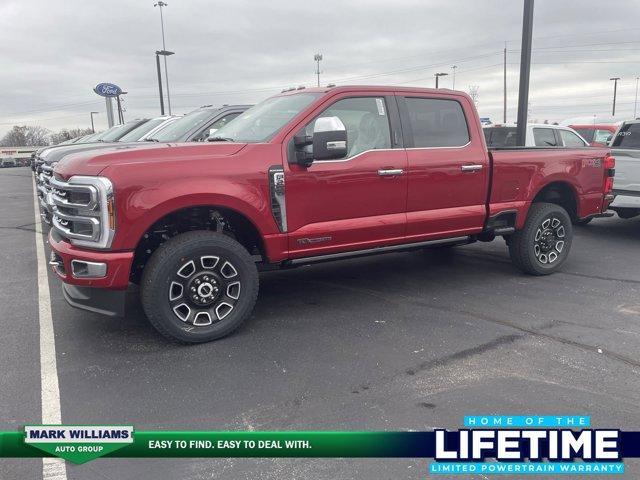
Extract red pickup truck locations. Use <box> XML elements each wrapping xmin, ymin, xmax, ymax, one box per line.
<box><xmin>48</xmin><ymin>86</ymin><xmax>615</xmax><ymax>343</ymax></box>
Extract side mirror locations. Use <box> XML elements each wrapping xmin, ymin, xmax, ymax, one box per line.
<box><xmin>312</xmin><ymin>116</ymin><xmax>347</xmax><ymax>161</ymax></box>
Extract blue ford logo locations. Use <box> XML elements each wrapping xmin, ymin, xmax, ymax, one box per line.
<box><xmin>93</xmin><ymin>83</ymin><xmax>122</xmax><ymax>97</ymax></box>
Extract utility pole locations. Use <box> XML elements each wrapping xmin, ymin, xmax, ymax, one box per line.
<box><xmin>516</xmin><ymin>0</ymin><xmax>534</xmax><ymax>147</ymax></box>
<box><xmin>451</xmin><ymin>65</ymin><xmax>457</xmax><ymax>90</ymax></box>
<box><xmin>155</xmin><ymin>52</ymin><xmax>165</xmax><ymax>115</ymax></box>
<box><xmin>314</xmin><ymin>54</ymin><xmax>323</xmax><ymax>87</ymax></box>
<box><xmin>610</xmin><ymin>77</ymin><xmax>620</xmax><ymax>116</ymax></box>
<box><xmin>90</xmin><ymin>111</ymin><xmax>99</xmax><ymax>133</ymax></box>
<box><xmin>503</xmin><ymin>41</ymin><xmax>507</xmax><ymax>123</ymax></box>
<box><xmin>635</xmin><ymin>77</ymin><xmax>639</xmax><ymax>118</ymax></box>
<box><xmin>154</xmin><ymin>1</ymin><xmax>172</xmax><ymax>114</ymax></box>
<box><xmin>434</xmin><ymin>72</ymin><xmax>448</xmax><ymax>89</ymax></box>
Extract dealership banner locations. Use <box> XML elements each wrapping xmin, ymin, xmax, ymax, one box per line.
<box><xmin>1</xmin><ymin>416</ymin><xmax>639</xmax><ymax>473</ymax></box>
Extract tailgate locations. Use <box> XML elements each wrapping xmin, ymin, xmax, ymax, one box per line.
<box><xmin>612</xmin><ymin>148</ymin><xmax>640</xmax><ymax>195</ymax></box>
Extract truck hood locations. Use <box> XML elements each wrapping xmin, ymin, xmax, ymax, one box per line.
<box><xmin>54</xmin><ymin>142</ymin><xmax>248</xmax><ymax>178</ymax></box>
<box><xmin>42</xmin><ymin>141</ymin><xmax>152</xmax><ymax>164</ymax></box>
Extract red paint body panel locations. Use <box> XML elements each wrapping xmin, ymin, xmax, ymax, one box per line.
<box><xmin>49</xmin><ymin>230</ymin><xmax>133</xmax><ymax>289</ymax></box>
<box><xmin>49</xmin><ymin>86</ymin><xmax>611</xmax><ymax>292</ymax></box>
<box><xmin>489</xmin><ymin>147</ymin><xmax>610</xmax><ymax>228</ymax></box>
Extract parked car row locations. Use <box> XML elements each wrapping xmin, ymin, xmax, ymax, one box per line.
<box><xmin>39</xmin><ymin>85</ymin><xmax>616</xmax><ymax>344</ymax></box>
<box><xmin>33</xmin><ymin>105</ymin><xmax>249</xmax><ymax>223</ymax></box>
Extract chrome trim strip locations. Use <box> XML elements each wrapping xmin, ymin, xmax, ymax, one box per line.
<box><xmin>288</xmin><ymin>236</ymin><xmax>471</xmax><ymax>265</ymax></box>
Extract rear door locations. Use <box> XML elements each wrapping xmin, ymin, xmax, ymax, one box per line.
<box><xmin>398</xmin><ymin>93</ymin><xmax>489</xmax><ymax>240</ymax></box>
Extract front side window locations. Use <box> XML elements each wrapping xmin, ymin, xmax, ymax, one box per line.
<box><xmin>533</xmin><ymin>128</ymin><xmax>557</xmax><ymax>147</ymax></box>
<box><xmin>404</xmin><ymin>98</ymin><xmax>470</xmax><ymax>148</ymax></box>
<box><xmin>210</xmin><ymin>93</ymin><xmax>322</xmax><ymax>143</ymax></box>
<box><xmin>612</xmin><ymin>123</ymin><xmax>640</xmax><ymax>148</ymax></box>
<box><xmin>304</xmin><ymin>97</ymin><xmax>392</xmax><ymax>158</ymax></box>
<box><xmin>560</xmin><ymin>129</ymin><xmax>586</xmax><ymax>147</ymax></box>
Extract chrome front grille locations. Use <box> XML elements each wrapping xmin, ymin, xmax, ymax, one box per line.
<box><xmin>50</xmin><ymin>176</ymin><xmax>115</xmax><ymax>249</ymax></box>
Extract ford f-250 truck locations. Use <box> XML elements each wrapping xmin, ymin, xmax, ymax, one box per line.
<box><xmin>608</xmin><ymin>119</ymin><xmax>640</xmax><ymax>219</ymax></box>
<box><xmin>47</xmin><ymin>86</ymin><xmax>615</xmax><ymax>343</ymax></box>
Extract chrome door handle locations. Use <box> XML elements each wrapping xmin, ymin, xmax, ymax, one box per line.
<box><xmin>461</xmin><ymin>164</ymin><xmax>483</xmax><ymax>172</ymax></box>
<box><xmin>378</xmin><ymin>169</ymin><xmax>404</xmax><ymax>176</ymax></box>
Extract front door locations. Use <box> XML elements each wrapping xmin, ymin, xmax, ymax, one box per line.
<box><xmin>284</xmin><ymin>95</ymin><xmax>408</xmax><ymax>258</ymax></box>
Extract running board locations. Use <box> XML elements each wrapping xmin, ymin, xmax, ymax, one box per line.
<box><xmin>286</xmin><ymin>236</ymin><xmax>471</xmax><ymax>266</ymax></box>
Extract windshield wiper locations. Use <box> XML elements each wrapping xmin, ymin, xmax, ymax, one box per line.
<box><xmin>208</xmin><ymin>136</ymin><xmax>234</xmax><ymax>142</ymax></box>
<box><xmin>144</xmin><ymin>138</ymin><xmax>159</xmax><ymax>142</ymax></box>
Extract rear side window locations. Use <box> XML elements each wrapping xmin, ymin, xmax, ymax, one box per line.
<box><xmin>612</xmin><ymin>123</ymin><xmax>640</xmax><ymax>148</ymax></box>
<box><xmin>559</xmin><ymin>129</ymin><xmax>586</xmax><ymax>147</ymax></box>
<box><xmin>484</xmin><ymin>127</ymin><xmax>517</xmax><ymax>147</ymax></box>
<box><xmin>533</xmin><ymin>128</ymin><xmax>558</xmax><ymax>147</ymax></box>
<box><xmin>404</xmin><ymin>98</ymin><xmax>470</xmax><ymax>147</ymax></box>
<box><xmin>574</xmin><ymin>128</ymin><xmax>594</xmax><ymax>142</ymax></box>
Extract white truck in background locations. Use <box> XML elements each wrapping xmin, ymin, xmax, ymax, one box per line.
<box><xmin>610</xmin><ymin>120</ymin><xmax>640</xmax><ymax>219</ymax></box>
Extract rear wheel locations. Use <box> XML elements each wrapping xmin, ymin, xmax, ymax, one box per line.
<box><xmin>508</xmin><ymin>202</ymin><xmax>572</xmax><ymax>275</ymax></box>
<box><xmin>141</xmin><ymin>231</ymin><xmax>259</xmax><ymax>344</ymax></box>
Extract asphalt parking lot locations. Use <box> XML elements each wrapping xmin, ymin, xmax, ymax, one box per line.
<box><xmin>1</xmin><ymin>166</ymin><xmax>639</xmax><ymax>479</ymax></box>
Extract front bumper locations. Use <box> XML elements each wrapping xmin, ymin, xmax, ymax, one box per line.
<box><xmin>62</xmin><ymin>284</ymin><xmax>126</xmax><ymax>317</ymax></box>
<box><xmin>48</xmin><ymin>228</ymin><xmax>134</xmax><ymax>289</ymax></box>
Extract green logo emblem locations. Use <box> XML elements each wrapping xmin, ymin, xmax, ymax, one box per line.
<box><xmin>24</xmin><ymin>425</ymin><xmax>133</xmax><ymax>464</ymax></box>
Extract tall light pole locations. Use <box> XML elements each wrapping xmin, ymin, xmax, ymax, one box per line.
<box><xmin>90</xmin><ymin>111</ymin><xmax>99</xmax><ymax>133</ymax></box>
<box><xmin>434</xmin><ymin>72</ymin><xmax>448</xmax><ymax>89</ymax></box>
<box><xmin>154</xmin><ymin>1</ymin><xmax>172</xmax><ymax>114</ymax></box>
<box><xmin>451</xmin><ymin>65</ymin><xmax>457</xmax><ymax>89</ymax></box>
<box><xmin>610</xmin><ymin>77</ymin><xmax>620</xmax><ymax>116</ymax></box>
<box><xmin>516</xmin><ymin>0</ymin><xmax>534</xmax><ymax>147</ymax></box>
<box><xmin>634</xmin><ymin>76</ymin><xmax>639</xmax><ymax>118</ymax></box>
<box><xmin>314</xmin><ymin>53</ymin><xmax>323</xmax><ymax>87</ymax></box>
<box><xmin>156</xmin><ymin>50</ymin><xmax>174</xmax><ymax>115</ymax></box>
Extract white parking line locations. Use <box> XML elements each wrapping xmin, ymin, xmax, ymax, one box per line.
<box><xmin>32</xmin><ymin>178</ymin><xmax>68</xmax><ymax>480</ymax></box>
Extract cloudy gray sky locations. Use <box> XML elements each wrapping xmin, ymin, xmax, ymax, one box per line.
<box><xmin>1</xmin><ymin>0</ymin><xmax>639</xmax><ymax>136</ymax></box>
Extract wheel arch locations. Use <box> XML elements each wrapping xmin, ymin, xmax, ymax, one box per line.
<box><xmin>528</xmin><ymin>180</ymin><xmax>580</xmax><ymax>222</ymax></box>
<box><xmin>129</xmin><ymin>200</ymin><xmax>270</xmax><ymax>283</ymax></box>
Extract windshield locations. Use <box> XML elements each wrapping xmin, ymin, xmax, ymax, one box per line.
<box><xmin>210</xmin><ymin>93</ymin><xmax>322</xmax><ymax>143</ymax></box>
<box><xmin>119</xmin><ymin>117</ymin><xmax>169</xmax><ymax>142</ymax></box>
<box><xmin>149</xmin><ymin>109</ymin><xmax>217</xmax><ymax>142</ymax></box>
<box><xmin>97</xmin><ymin>123</ymin><xmax>135</xmax><ymax>142</ymax></box>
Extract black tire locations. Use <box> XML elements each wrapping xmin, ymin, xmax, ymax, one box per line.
<box><xmin>141</xmin><ymin>231</ymin><xmax>259</xmax><ymax>344</ymax></box>
<box><xmin>508</xmin><ymin>202</ymin><xmax>573</xmax><ymax>276</ymax></box>
<box><xmin>573</xmin><ymin>217</ymin><xmax>593</xmax><ymax>226</ymax></box>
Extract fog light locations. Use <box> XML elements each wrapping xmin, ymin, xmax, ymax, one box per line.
<box><xmin>71</xmin><ymin>260</ymin><xmax>107</xmax><ymax>278</ymax></box>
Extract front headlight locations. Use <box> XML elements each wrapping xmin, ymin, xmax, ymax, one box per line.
<box><xmin>50</xmin><ymin>175</ymin><xmax>115</xmax><ymax>249</ymax></box>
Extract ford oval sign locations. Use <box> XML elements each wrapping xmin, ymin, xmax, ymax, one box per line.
<box><xmin>93</xmin><ymin>83</ymin><xmax>122</xmax><ymax>97</ymax></box>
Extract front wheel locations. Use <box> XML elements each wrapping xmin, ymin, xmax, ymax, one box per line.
<box><xmin>508</xmin><ymin>202</ymin><xmax>573</xmax><ymax>276</ymax></box>
<box><xmin>141</xmin><ymin>231</ymin><xmax>259</xmax><ymax>344</ymax></box>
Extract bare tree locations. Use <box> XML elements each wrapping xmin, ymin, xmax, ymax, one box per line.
<box><xmin>50</xmin><ymin>127</ymin><xmax>93</xmax><ymax>145</ymax></box>
<box><xmin>0</xmin><ymin>125</ymin><xmax>51</xmax><ymax>147</ymax></box>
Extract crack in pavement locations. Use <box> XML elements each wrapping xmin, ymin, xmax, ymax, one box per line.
<box><xmin>294</xmin><ymin>278</ymin><xmax>640</xmax><ymax>370</ymax></box>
